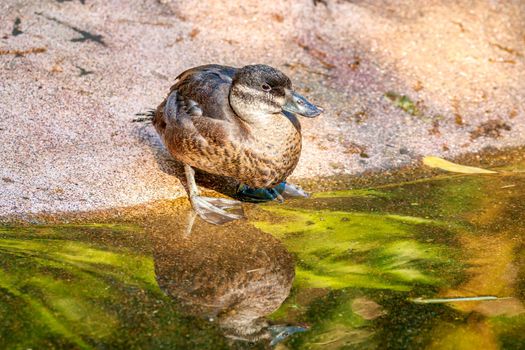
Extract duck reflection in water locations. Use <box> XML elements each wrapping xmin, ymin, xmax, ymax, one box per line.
<box><xmin>148</xmin><ymin>209</ymin><xmax>302</xmax><ymax>344</ymax></box>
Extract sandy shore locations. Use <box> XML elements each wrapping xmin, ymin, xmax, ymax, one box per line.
<box><xmin>1</xmin><ymin>0</ymin><xmax>524</xmax><ymax>217</ymax></box>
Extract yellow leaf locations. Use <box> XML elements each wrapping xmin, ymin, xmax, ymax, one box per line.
<box><xmin>423</xmin><ymin>156</ymin><xmax>497</xmax><ymax>174</ymax></box>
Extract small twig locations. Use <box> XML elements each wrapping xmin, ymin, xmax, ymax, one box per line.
<box><xmin>0</xmin><ymin>47</ymin><xmax>47</xmax><ymax>56</ymax></box>
<box><xmin>410</xmin><ymin>296</ymin><xmax>511</xmax><ymax>304</ymax></box>
<box><xmin>501</xmin><ymin>184</ymin><xmax>516</xmax><ymax>189</ymax></box>
<box><xmin>490</xmin><ymin>42</ymin><xmax>523</xmax><ymax>57</ymax></box>
<box><xmin>246</xmin><ymin>268</ymin><xmax>265</xmax><ymax>273</ymax></box>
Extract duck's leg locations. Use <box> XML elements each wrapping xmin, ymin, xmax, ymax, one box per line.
<box><xmin>184</xmin><ymin>164</ymin><xmax>244</xmax><ymax>225</ymax></box>
<box><xmin>282</xmin><ymin>182</ymin><xmax>309</xmax><ymax>198</ymax></box>
<box><xmin>235</xmin><ymin>182</ymin><xmax>309</xmax><ymax>203</ymax></box>
<box><xmin>183</xmin><ymin>210</ymin><xmax>197</xmax><ymax>237</ymax></box>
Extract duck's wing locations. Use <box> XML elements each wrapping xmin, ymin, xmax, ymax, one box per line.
<box><xmin>153</xmin><ymin>65</ymin><xmax>240</xmax><ymax>152</ymax></box>
<box><xmin>171</xmin><ymin>64</ymin><xmax>237</xmax><ymax>121</ymax></box>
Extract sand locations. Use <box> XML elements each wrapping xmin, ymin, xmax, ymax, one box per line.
<box><xmin>1</xmin><ymin>0</ymin><xmax>524</xmax><ymax>218</ymax></box>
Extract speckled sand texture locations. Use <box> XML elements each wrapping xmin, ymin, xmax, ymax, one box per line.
<box><xmin>1</xmin><ymin>0</ymin><xmax>524</xmax><ymax>217</ymax></box>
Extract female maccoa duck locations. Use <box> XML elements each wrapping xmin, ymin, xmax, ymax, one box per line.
<box><xmin>153</xmin><ymin>64</ymin><xmax>322</xmax><ymax>224</ymax></box>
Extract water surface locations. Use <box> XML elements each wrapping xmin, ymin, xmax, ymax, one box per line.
<box><xmin>1</xmin><ymin>156</ymin><xmax>525</xmax><ymax>349</ymax></box>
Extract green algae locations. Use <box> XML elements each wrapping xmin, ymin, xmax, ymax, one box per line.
<box><xmin>1</xmin><ymin>161</ymin><xmax>525</xmax><ymax>349</ymax></box>
<box><xmin>0</xmin><ymin>225</ymin><xmax>232</xmax><ymax>350</ymax></box>
<box><xmin>312</xmin><ymin>189</ymin><xmax>391</xmax><ymax>199</ymax></box>
<box><xmin>385</xmin><ymin>92</ymin><xmax>422</xmax><ymax>117</ymax></box>
<box><xmin>253</xmin><ymin>207</ymin><xmax>455</xmax><ymax>291</ymax></box>
<box><xmin>262</xmin><ymin>169</ymin><xmax>525</xmax><ymax>349</ymax></box>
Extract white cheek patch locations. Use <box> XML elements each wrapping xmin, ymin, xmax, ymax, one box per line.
<box><xmin>235</xmin><ymin>83</ymin><xmax>266</xmax><ymax>99</ymax></box>
<box><xmin>231</xmin><ymin>84</ymin><xmax>283</xmax><ymax>119</ymax></box>
<box><xmin>236</xmin><ymin>84</ymin><xmax>282</xmax><ymax>108</ymax></box>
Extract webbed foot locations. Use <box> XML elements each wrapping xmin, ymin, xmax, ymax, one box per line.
<box><xmin>235</xmin><ymin>183</ymin><xmax>285</xmax><ymax>203</ymax></box>
<box><xmin>184</xmin><ymin>164</ymin><xmax>244</xmax><ymax>225</ymax></box>
<box><xmin>235</xmin><ymin>182</ymin><xmax>309</xmax><ymax>202</ymax></box>
<box><xmin>282</xmin><ymin>183</ymin><xmax>309</xmax><ymax>198</ymax></box>
<box><xmin>190</xmin><ymin>196</ymin><xmax>244</xmax><ymax>225</ymax></box>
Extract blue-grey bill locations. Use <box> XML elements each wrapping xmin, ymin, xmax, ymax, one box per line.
<box><xmin>283</xmin><ymin>91</ymin><xmax>323</xmax><ymax>118</ymax></box>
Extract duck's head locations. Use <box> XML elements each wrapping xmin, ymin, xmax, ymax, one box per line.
<box><xmin>230</xmin><ymin>64</ymin><xmax>323</xmax><ymax>123</ymax></box>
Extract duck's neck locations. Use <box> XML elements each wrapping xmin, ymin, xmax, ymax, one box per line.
<box><xmin>229</xmin><ymin>85</ymin><xmax>301</xmax><ymax>149</ymax></box>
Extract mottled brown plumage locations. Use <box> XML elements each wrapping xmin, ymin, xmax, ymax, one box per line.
<box><xmin>153</xmin><ymin>64</ymin><xmax>322</xmax><ymax>224</ymax></box>
<box><xmin>151</xmin><ymin>211</ymin><xmax>294</xmax><ymax>341</ymax></box>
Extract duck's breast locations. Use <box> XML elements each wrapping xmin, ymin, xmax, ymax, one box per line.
<box><xmin>235</xmin><ymin>113</ymin><xmax>302</xmax><ymax>188</ymax></box>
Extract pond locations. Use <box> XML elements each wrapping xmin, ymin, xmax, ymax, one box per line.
<box><xmin>1</xmin><ymin>151</ymin><xmax>525</xmax><ymax>349</ymax></box>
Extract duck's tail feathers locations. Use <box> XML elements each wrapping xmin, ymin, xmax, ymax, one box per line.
<box><xmin>132</xmin><ymin>109</ymin><xmax>156</xmax><ymax>123</ymax></box>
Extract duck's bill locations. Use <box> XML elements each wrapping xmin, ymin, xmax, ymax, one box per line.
<box><xmin>283</xmin><ymin>91</ymin><xmax>323</xmax><ymax>118</ymax></box>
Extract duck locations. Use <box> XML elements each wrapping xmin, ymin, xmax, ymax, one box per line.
<box><xmin>153</xmin><ymin>64</ymin><xmax>322</xmax><ymax>224</ymax></box>
<box><xmin>150</xmin><ymin>209</ymin><xmax>296</xmax><ymax>342</ymax></box>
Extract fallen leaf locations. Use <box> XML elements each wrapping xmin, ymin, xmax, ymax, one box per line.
<box><xmin>423</xmin><ymin>156</ymin><xmax>497</xmax><ymax>174</ymax></box>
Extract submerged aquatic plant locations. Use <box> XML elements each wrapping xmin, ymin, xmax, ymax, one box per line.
<box><xmin>1</xmin><ymin>163</ymin><xmax>525</xmax><ymax>349</ymax></box>
<box><xmin>254</xmin><ymin>205</ymin><xmax>456</xmax><ymax>291</ymax></box>
<box><xmin>0</xmin><ymin>224</ymin><xmax>231</xmax><ymax>350</ymax></box>
<box><xmin>258</xmin><ymin>172</ymin><xmax>525</xmax><ymax>349</ymax></box>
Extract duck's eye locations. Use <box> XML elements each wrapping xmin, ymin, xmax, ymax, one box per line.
<box><xmin>261</xmin><ymin>83</ymin><xmax>272</xmax><ymax>92</ymax></box>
